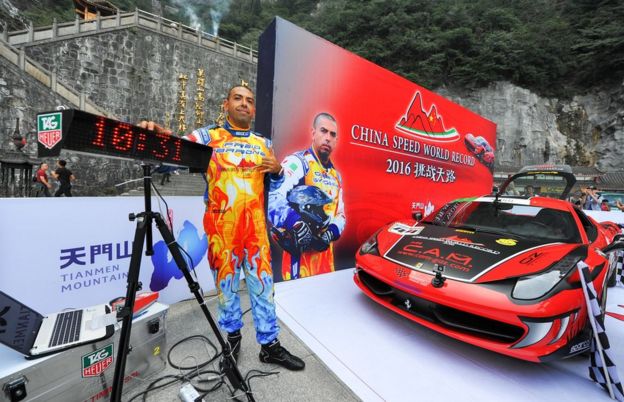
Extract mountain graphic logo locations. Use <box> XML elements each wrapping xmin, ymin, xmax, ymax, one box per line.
<box><xmin>149</xmin><ymin>220</ymin><xmax>208</xmax><ymax>291</ymax></box>
<box><xmin>395</xmin><ymin>92</ymin><xmax>459</xmax><ymax>142</ymax></box>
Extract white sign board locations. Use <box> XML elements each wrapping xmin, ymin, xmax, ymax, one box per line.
<box><xmin>0</xmin><ymin>196</ymin><xmax>214</xmax><ymax>313</ymax></box>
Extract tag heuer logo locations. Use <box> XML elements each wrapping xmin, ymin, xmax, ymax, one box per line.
<box><xmin>82</xmin><ymin>344</ymin><xmax>114</xmax><ymax>377</ymax></box>
<box><xmin>37</xmin><ymin>112</ymin><xmax>62</xmax><ymax>149</ymax></box>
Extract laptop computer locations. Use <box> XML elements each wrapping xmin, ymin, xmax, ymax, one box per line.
<box><xmin>0</xmin><ymin>291</ymin><xmax>115</xmax><ymax>359</ymax></box>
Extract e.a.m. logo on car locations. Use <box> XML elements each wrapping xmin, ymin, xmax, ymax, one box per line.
<box><xmin>82</xmin><ymin>344</ymin><xmax>114</xmax><ymax>377</ymax></box>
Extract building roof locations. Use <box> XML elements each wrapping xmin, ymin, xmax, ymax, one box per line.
<box><xmin>598</xmin><ymin>171</ymin><xmax>624</xmax><ymax>191</ymax></box>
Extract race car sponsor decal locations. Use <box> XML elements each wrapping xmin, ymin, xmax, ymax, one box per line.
<box><xmin>455</xmin><ymin>229</ymin><xmax>474</xmax><ymax>234</ymax></box>
<box><xmin>408</xmin><ymin>269</ymin><xmax>430</xmax><ymax>286</ymax></box>
<box><xmin>384</xmin><ymin>224</ymin><xmax>557</xmax><ymax>282</ymax></box>
<box><xmin>569</xmin><ymin>340</ymin><xmax>590</xmax><ymax>354</ymax></box>
<box><xmin>388</xmin><ymin>223</ymin><xmax>424</xmax><ymax>235</ymax></box>
<box><xmin>496</xmin><ymin>238</ymin><xmax>518</xmax><ymax>246</ymax></box>
<box><xmin>519</xmin><ymin>251</ymin><xmax>546</xmax><ymax>265</ymax></box>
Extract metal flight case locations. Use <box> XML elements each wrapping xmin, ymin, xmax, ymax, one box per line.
<box><xmin>0</xmin><ymin>303</ymin><xmax>168</xmax><ymax>402</ymax></box>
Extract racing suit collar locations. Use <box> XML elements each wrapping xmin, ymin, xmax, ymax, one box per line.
<box><xmin>309</xmin><ymin>146</ymin><xmax>334</xmax><ymax>170</ymax></box>
<box><xmin>224</xmin><ymin>117</ymin><xmax>252</xmax><ymax>137</ymax></box>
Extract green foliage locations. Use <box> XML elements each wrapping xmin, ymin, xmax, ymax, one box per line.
<box><xmin>12</xmin><ymin>0</ymin><xmax>624</xmax><ymax>97</ymax></box>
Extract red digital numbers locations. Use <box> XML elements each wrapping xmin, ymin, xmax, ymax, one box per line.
<box><xmin>171</xmin><ymin>138</ymin><xmax>182</xmax><ymax>162</ymax></box>
<box><xmin>111</xmin><ymin>123</ymin><xmax>133</xmax><ymax>151</ymax></box>
<box><xmin>92</xmin><ymin>116</ymin><xmax>106</xmax><ymax>147</ymax></box>
<box><xmin>152</xmin><ymin>132</ymin><xmax>170</xmax><ymax>159</ymax></box>
<box><xmin>81</xmin><ymin>112</ymin><xmax>197</xmax><ymax>166</ymax></box>
<box><xmin>137</xmin><ymin>132</ymin><xmax>147</xmax><ymax>152</ymax></box>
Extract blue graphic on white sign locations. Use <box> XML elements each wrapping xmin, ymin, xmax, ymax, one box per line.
<box><xmin>149</xmin><ymin>221</ymin><xmax>208</xmax><ymax>291</ymax></box>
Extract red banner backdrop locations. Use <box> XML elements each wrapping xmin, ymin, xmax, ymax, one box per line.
<box><xmin>256</xmin><ymin>18</ymin><xmax>496</xmax><ymax>281</ymax></box>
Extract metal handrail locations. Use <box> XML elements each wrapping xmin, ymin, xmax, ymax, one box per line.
<box><xmin>0</xmin><ymin>37</ymin><xmax>112</xmax><ymax>117</ymax></box>
<box><xmin>3</xmin><ymin>9</ymin><xmax>257</xmax><ymax>63</ymax></box>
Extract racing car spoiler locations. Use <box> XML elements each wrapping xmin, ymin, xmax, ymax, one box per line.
<box><xmin>498</xmin><ymin>164</ymin><xmax>576</xmax><ymax>200</ymax></box>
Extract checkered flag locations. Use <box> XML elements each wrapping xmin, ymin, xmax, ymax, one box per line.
<box><xmin>578</xmin><ymin>260</ymin><xmax>624</xmax><ymax>401</ymax></box>
<box><xmin>616</xmin><ymin>251</ymin><xmax>623</xmax><ymax>286</ymax></box>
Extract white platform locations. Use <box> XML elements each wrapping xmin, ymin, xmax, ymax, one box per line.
<box><xmin>275</xmin><ymin>269</ymin><xmax>624</xmax><ymax>402</ymax></box>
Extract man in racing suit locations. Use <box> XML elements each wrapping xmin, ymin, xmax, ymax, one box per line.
<box><xmin>269</xmin><ymin>112</ymin><xmax>346</xmax><ymax>280</ymax></box>
<box><xmin>140</xmin><ymin>85</ymin><xmax>304</xmax><ymax>371</ymax></box>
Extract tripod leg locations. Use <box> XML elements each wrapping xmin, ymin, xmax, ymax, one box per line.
<box><xmin>153</xmin><ymin>213</ymin><xmax>255</xmax><ymax>402</ymax></box>
<box><xmin>110</xmin><ymin>214</ymin><xmax>149</xmax><ymax>402</ymax></box>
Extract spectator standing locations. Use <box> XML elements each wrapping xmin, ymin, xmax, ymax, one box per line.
<box><xmin>52</xmin><ymin>159</ymin><xmax>75</xmax><ymax>197</ymax></box>
<box><xmin>34</xmin><ymin>162</ymin><xmax>52</xmax><ymax>197</ymax></box>
<box><xmin>582</xmin><ymin>185</ymin><xmax>602</xmax><ymax>211</ymax></box>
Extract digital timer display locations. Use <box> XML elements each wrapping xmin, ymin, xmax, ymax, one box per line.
<box><xmin>37</xmin><ymin>109</ymin><xmax>211</xmax><ymax>172</ymax></box>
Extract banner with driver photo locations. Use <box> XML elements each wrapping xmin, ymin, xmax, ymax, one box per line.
<box><xmin>256</xmin><ymin>18</ymin><xmax>497</xmax><ymax>281</ymax></box>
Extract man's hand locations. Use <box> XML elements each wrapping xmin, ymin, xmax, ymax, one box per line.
<box><xmin>310</xmin><ymin>230</ymin><xmax>334</xmax><ymax>252</ymax></box>
<box><xmin>137</xmin><ymin>120</ymin><xmax>173</xmax><ymax>135</ymax></box>
<box><xmin>259</xmin><ymin>154</ymin><xmax>282</xmax><ymax>174</ymax></box>
<box><xmin>291</xmin><ymin>221</ymin><xmax>312</xmax><ymax>251</ymax></box>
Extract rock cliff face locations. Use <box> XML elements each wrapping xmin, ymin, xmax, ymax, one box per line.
<box><xmin>438</xmin><ymin>81</ymin><xmax>624</xmax><ymax>171</ymax></box>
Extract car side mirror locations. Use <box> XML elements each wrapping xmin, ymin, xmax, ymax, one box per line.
<box><xmin>412</xmin><ymin>211</ymin><xmax>423</xmax><ymax>221</ymax></box>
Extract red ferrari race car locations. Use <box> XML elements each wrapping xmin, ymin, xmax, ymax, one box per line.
<box><xmin>464</xmin><ymin>133</ymin><xmax>495</xmax><ymax>170</ymax></box>
<box><xmin>354</xmin><ymin>165</ymin><xmax>624</xmax><ymax>362</ymax></box>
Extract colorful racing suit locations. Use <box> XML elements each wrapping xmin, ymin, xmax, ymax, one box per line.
<box><xmin>269</xmin><ymin>147</ymin><xmax>345</xmax><ymax>280</ymax></box>
<box><xmin>185</xmin><ymin>119</ymin><xmax>279</xmax><ymax>345</ymax></box>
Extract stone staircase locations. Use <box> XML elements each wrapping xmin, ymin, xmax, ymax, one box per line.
<box><xmin>120</xmin><ymin>171</ymin><xmax>205</xmax><ymax>197</ymax></box>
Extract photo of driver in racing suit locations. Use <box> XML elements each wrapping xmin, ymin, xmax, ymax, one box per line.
<box><xmin>269</xmin><ymin>112</ymin><xmax>346</xmax><ymax>280</ymax></box>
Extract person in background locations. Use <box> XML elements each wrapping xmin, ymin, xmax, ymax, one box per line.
<box><xmin>35</xmin><ymin>162</ymin><xmax>52</xmax><ymax>197</ymax></box>
<box><xmin>582</xmin><ymin>185</ymin><xmax>602</xmax><ymax>211</ymax></box>
<box><xmin>600</xmin><ymin>199</ymin><xmax>611</xmax><ymax>211</ymax></box>
<box><xmin>504</xmin><ymin>182</ymin><xmax>519</xmax><ymax>195</ymax></box>
<box><xmin>52</xmin><ymin>159</ymin><xmax>75</xmax><ymax>197</ymax></box>
<box><xmin>616</xmin><ymin>198</ymin><xmax>624</xmax><ymax>212</ymax></box>
<box><xmin>524</xmin><ymin>185</ymin><xmax>536</xmax><ymax>197</ymax></box>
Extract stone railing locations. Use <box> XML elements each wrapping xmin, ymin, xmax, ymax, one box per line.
<box><xmin>0</xmin><ymin>37</ymin><xmax>112</xmax><ymax>117</ymax></box>
<box><xmin>3</xmin><ymin>9</ymin><xmax>257</xmax><ymax>64</ymax></box>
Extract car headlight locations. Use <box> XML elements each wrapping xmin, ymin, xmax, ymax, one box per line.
<box><xmin>512</xmin><ymin>255</ymin><xmax>581</xmax><ymax>300</ymax></box>
<box><xmin>359</xmin><ymin>231</ymin><xmax>380</xmax><ymax>256</ymax></box>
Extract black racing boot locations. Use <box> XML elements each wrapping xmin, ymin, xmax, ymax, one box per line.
<box><xmin>259</xmin><ymin>339</ymin><xmax>305</xmax><ymax>371</ymax></box>
<box><xmin>226</xmin><ymin>330</ymin><xmax>242</xmax><ymax>362</ymax></box>
<box><xmin>219</xmin><ymin>330</ymin><xmax>242</xmax><ymax>373</ymax></box>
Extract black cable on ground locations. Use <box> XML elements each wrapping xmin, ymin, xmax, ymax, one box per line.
<box><xmin>167</xmin><ymin>334</ymin><xmax>219</xmax><ymax>370</ymax></box>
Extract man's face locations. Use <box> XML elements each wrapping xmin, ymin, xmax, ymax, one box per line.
<box><xmin>223</xmin><ymin>86</ymin><xmax>255</xmax><ymax>128</ymax></box>
<box><xmin>41</xmin><ymin>163</ymin><xmax>48</xmax><ymax>170</ymax></box>
<box><xmin>312</xmin><ymin>116</ymin><xmax>338</xmax><ymax>161</ymax></box>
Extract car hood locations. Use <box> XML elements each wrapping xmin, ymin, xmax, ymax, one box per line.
<box><xmin>377</xmin><ymin>222</ymin><xmax>583</xmax><ymax>283</ymax></box>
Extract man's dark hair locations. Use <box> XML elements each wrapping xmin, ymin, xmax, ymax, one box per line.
<box><xmin>58</xmin><ymin>159</ymin><xmax>67</xmax><ymax>167</ymax></box>
<box><xmin>227</xmin><ymin>84</ymin><xmax>254</xmax><ymax>99</ymax></box>
<box><xmin>312</xmin><ymin>112</ymin><xmax>336</xmax><ymax>129</ymax></box>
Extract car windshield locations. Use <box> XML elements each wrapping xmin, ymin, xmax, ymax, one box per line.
<box><xmin>425</xmin><ymin>201</ymin><xmax>581</xmax><ymax>243</ymax></box>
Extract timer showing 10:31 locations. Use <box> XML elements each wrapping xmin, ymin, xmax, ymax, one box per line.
<box><xmin>39</xmin><ymin>109</ymin><xmax>211</xmax><ymax>171</ymax></box>
<box><xmin>86</xmin><ymin>115</ymin><xmax>183</xmax><ymax>164</ymax></box>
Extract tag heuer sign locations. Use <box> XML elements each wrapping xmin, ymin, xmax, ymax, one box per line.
<box><xmin>37</xmin><ymin>112</ymin><xmax>62</xmax><ymax>149</ymax></box>
<box><xmin>82</xmin><ymin>344</ymin><xmax>114</xmax><ymax>377</ymax></box>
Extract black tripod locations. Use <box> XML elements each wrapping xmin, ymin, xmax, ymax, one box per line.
<box><xmin>110</xmin><ymin>164</ymin><xmax>254</xmax><ymax>402</ymax></box>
